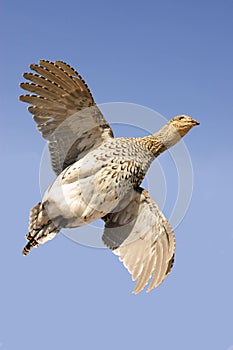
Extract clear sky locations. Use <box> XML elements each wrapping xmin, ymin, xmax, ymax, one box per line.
<box><xmin>1</xmin><ymin>0</ymin><xmax>233</xmax><ymax>349</ymax></box>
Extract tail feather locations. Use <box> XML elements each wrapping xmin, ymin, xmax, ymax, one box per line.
<box><xmin>23</xmin><ymin>202</ymin><xmax>60</xmax><ymax>256</ymax></box>
<box><xmin>22</xmin><ymin>239</ymin><xmax>39</xmax><ymax>256</ymax></box>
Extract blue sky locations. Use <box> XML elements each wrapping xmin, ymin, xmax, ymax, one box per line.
<box><xmin>1</xmin><ymin>0</ymin><xmax>233</xmax><ymax>349</ymax></box>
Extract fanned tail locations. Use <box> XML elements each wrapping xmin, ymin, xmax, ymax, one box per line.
<box><xmin>22</xmin><ymin>202</ymin><xmax>60</xmax><ymax>256</ymax></box>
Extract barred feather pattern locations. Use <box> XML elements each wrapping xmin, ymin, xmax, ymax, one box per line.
<box><xmin>19</xmin><ymin>60</ymin><xmax>113</xmax><ymax>174</ymax></box>
<box><xmin>19</xmin><ymin>60</ymin><xmax>199</xmax><ymax>293</ymax></box>
<box><xmin>23</xmin><ymin>202</ymin><xmax>60</xmax><ymax>256</ymax></box>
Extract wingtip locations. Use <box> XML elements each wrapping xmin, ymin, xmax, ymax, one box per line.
<box><xmin>29</xmin><ymin>63</ymin><xmax>36</xmax><ymax>70</ymax></box>
<box><xmin>39</xmin><ymin>59</ymin><xmax>50</xmax><ymax>65</ymax></box>
<box><xmin>23</xmin><ymin>72</ymin><xmax>30</xmax><ymax>79</ymax></box>
<box><xmin>18</xmin><ymin>94</ymin><xmax>25</xmax><ymax>102</ymax></box>
<box><xmin>132</xmin><ymin>287</ymin><xmax>140</xmax><ymax>295</ymax></box>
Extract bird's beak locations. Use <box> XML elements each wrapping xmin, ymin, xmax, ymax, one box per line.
<box><xmin>192</xmin><ymin>119</ymin><xmax>200</xmax><ymax>126</ymax></box>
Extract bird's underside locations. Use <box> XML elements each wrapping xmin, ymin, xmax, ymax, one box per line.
<box><xmin>20</xmin><ymin>60</ymin><xmax>198</xmax><ymax>293</ymax></box>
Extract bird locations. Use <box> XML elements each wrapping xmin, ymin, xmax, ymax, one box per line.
<box><xmin>19</xmin><ymin>60</ymin><xmax>199</xmax><ymax>294</ymax></box>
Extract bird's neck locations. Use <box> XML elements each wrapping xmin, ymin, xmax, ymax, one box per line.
<box><xmin>141</xmin><ymin>124</ymin><xmax>181</xmax><ymax>157</ymax></box>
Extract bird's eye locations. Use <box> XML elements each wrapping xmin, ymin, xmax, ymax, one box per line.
<box><xmin>179</xmin><ymin>116</ymin><xmax>185</xmax><ymax>120</ymax></box>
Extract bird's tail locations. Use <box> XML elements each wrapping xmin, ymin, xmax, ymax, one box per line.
<box><xmin>22</xmin><ymin>202</ymin><xmax>60</xmax><ymax>256</ymax></box>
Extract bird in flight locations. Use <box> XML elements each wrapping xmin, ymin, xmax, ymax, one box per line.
<box><xmin>19</xmin><ymin>60</ymin><xmax>199</xmax><ymax>293</ymax></box>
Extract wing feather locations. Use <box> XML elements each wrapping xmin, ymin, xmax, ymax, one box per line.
<box><xmin>20</xmin><ymin>82</ymin><xmax>61</xmax><ymax>100</ymax></box>
<box><xmin>133</xmin><ymin>247</ymin><xmax>157</xmax><ymax>294</ymax></box>
<box><xmin>20</xmin><ymin>60</ymin><xmax>113</xmax><ymax>174</ymax></box>
<box><xmin>29</xmin><ymin>64</ymin><xmax>74</xmax><ymax>91</ymax></box>
<box><xmin>23</xmin><ymin>72</ymin><xmax>67</xmax><ymax>95</ymax></box>
<box><xmin>103</xmin><ymin>188</ymin><xmax>176</xmax><ymax>294</ymax></box>
<box><xmin>146</xmin><ymin>238</ymin><xmax>165</xmax><ymax>293</ymax></box>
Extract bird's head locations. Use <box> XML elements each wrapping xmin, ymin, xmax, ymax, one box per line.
<box><xmin>147</xmin><ymin>114</ymin><xmax>200</xmax><ymax>156</ymax></box>
<box><xmin>168</xmin><ymin>115</ymin><xmax>200</xmax><ymax>138</ymax></box>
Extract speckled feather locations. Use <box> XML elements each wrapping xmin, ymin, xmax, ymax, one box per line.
<box><xmin>19</xmin><ymin>60</ymin><xmax>199</xmax><ymax>293</ymax></box>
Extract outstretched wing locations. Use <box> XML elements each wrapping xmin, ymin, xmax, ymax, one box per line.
<box><xmin>102</xmin><ymin>188</ymin><xmax>175</xmax><ymax>294</ymax></box>
<box><xmin>19</xmin><ymin>60</ymin><xmax>114</xmax><ymax>174</ymax></box>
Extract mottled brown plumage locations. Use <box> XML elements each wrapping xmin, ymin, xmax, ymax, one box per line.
<box><xmin>20</xmin><ymin>60</ymin><xmax>199</xmax><ymax>293</ymax></box>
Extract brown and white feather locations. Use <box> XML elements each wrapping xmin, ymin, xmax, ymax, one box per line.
<box><xmin>19</xmin><ymin>60</ymin><xmax>113</xmax><ymax>174</ymax></box>
<box><xmin>102</xmin><ymin>189</ymin><xmax>175</xmax><ymax>293</ymax></box>
<box><xmin>19</xmin><ymin>60</ymin><xmax>199</xmax><ymax>293</ymax></box>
